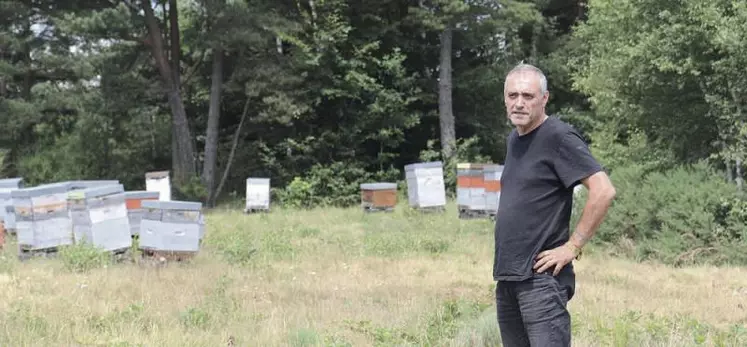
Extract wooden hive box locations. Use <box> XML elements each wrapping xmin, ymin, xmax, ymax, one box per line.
<box><xmin>404</xmin><ymin>161</ymin><xmax>446</xmax><ymax>211</ymax></box>
<box><xmin>125</xmin><ymin>191</ymin><xmax>160</xmax><ymax>237</ymax></box>
<box><xmin>11</xmin><ymin>183</ymin><xmax>74</xmax><ymax>253</ymax></box>
<box><xmin>360</xmin><ymin>182</ymin><xmax>398</xmax><ymax>212</ymax></box>
<box><xmin>145</xmin><ymin>170</ymin><xmax>171</xmax><ymax>201</ymax></box>
<box><xmin>245</xmin><ymin>177</ymin><xmax>271</xmax><ymax>212</ymax></box>
<box><xmin>139</xmin><ymin>200</ymin><xmax>203</xmax><ymax>257</ymax></box>
<box><xmin>68</xmin><ymin>184</ymin><xmax>132</xmax><ymax>252</ymax></box>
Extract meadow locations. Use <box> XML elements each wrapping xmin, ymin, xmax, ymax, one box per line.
<box><xmin>0</xmin><ymin>201</ymin><xmax>745</xmax><ymax>347</ymax></box>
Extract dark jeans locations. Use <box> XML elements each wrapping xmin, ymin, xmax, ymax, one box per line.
<box><xmin>495</xmin><ymin>269</ymin><xmax>576</xmax><ymax>347</ymax></box>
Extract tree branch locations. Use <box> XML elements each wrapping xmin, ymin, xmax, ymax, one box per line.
<box><xmin>211</xmin><ymin>97</ymin><xmax>251</xmax><ymax>207</ymax></box>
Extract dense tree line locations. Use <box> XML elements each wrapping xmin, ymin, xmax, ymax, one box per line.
<box><xmin>1</xmin><ymin>0</ymin><xmax>746</xmax><ymax>263</ymax></box>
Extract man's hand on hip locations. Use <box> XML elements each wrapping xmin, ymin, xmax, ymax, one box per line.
<box><xmin>533</xmin><ymin>242</ymin><xmax>580</xmax><ymax>276</ymax></box>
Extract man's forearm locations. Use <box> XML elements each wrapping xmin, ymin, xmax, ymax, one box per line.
<box><xmin>569</xmin><ymin>187</ymin><xmax>616</xmax><ymax>249</ymax></box>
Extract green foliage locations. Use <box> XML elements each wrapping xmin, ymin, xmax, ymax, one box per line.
<box><xmin>574</xmin><ymin>309</ymin><xmax>747</xmax><ymax>347</ymax></box>
<box><xmin>588</xmin><ymin>162</ymin><xmax>747</xmax><ymax>266</ymax></box>
<box><xmin>173</xmin><ymin>175</ymin><xmax>209</xmax><ymax>202</ymax></box>
<box><xmin>275</xmin><ymin>162</ymin><xmax>400</xmax><ymax>208</ymax></box>
<box><xmin>58</xmin><ymin>243</ymin><xmax>113</xmax><ymax>273</ymax></box>
<box><xmin>345</xmin><ymin>298</ymin><xmax>489</xmax><ymax>346</ymax></box>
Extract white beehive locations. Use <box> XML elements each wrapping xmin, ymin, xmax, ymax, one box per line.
<box><xmin>404</xmin><ymin>161</ymin><xmax>446</xmax><ymax>209</ymax></box>
<box><xmin>245</xmin><ymin>178</ymin><xmax>270</xmax><ymax>212</ymax></box>
<box><xmin>125</xmin><ymin>191</ymin><xmax>160</xmax><ymax>236</ymax></box>
<box><xmin>139</xmin><ymin>200</ymin><xmax>203</xmax><ymax>253</ymax></box>
<box><xmin>12</xmin><ymin>184</ymin><xmax>74</xmax><ymax>251</ymax></box>
<box><xmin>145</xmin><ymin>171</ymin><xmax>171</xmax><ymax>201</ymax></box>
<box><xmin>68</xmin><ymin>184</ymin><xmax>132</xmax><ymax>252</ymax></box>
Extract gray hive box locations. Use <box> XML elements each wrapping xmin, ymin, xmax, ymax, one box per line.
<box><xmin>68</xmin><ymin>184</ymin><xmax>132</xmax><ymax>252</ymax></box>
<box><xmin>0</xmin><ymin>190</ymin><xmax>17</xmax><ymax>234</ymax></box>
<box><xmin>12</xmin><ymin>184</ymin><xmax>74</xmax><ymax>251</ymax></box>
<box><xmin>0</xmin><ymin>177</ymin><xmax>23</xmax><ymax>234</ymax></box>
<box><xmin>40</xmin><ymin>180</ymin><xmax>121</xmax><ymax>191</ymax></box>
<box><xmin>125</xmin><ymin>191</ymin><xmax>160</xmax><ymax>236</ymax></box>
<box><xmin>404</xmin><ymin>161</ymin><xmax>446</xmax><ymax>210</ymax></box>
<box><xmin>138</xmin><ymin>200</ymin><xmax>203</xmax><ymax>253</ymax></box>
<box><xmin>0</xmin><ymin>177</ymin><xmax>24</xmax><ymax>189</ymax></box>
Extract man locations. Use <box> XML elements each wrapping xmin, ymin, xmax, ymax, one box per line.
<box><xmin>494</xmin><ymin>63</ymin><xmax>617</xmax><ymax>346</ymax></box>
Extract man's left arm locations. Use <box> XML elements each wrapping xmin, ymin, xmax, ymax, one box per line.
<box><xmin>567</xmin><ymin>171</ymin><xmax>616</xmax><ymax>253</ymax></box>
<box><xmin>534</xmin><ymin>129</ymin><xmax>616</xmax><ymax>275</ymax></box>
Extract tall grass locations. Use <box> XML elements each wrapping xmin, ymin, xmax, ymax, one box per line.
<box><xmin>0</xmin><ymin>202</ymin><xmax>744</xmax><ymax>346</ymax></box>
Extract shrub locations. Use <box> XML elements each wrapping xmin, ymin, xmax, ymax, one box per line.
<box><xmin>274</xmin><ymin>161</ymin><xmax>400</xmax><ymax>209</ymax></box>
<box><xmin>581</xmin><ymin>161</ymin><xmax>747</xmax><ymax>266</ymax></box>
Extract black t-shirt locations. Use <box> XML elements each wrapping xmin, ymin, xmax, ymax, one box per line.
<box><xmin>493</xmin><ymin>116</ymin><xmax>603</xmax><ymax>282</ymax></box>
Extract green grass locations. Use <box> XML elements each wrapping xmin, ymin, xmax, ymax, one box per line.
<box><xmin>0</xmin><ymin>201</ymin><xmax>744</xmax><ymax>346</ymax></box>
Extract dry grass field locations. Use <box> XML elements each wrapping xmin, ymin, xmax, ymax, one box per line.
<box><xmin>0</xmin><ymin>202</ymin><xmax>745</xmax><ymax>346</ymax></box>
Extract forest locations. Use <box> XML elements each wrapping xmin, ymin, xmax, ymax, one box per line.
<box><xmin>2</xmin><ymin>0</ymin><xmax>747</xmax><ymax>266</ymax></box>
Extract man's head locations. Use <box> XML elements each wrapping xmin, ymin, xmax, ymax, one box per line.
<box><xmin>503</xmin><ymin>63</ymin><xmax>549</xmax><ymax>135</ymax></box>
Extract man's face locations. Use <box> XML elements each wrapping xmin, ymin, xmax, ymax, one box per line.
<box><xmin>504</xmin><ymin>71</ymin><xmax>549</xmax><ymax>131</ymax></box>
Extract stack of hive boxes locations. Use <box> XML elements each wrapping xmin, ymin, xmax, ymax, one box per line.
<box><xmin>125</xmin><ymin>191</ymin><xmax>160</xmax><ymax>237</ymax></box>
<box><xmin>245</xmin><ymin>177</ymin><xmax>271</xmax><ymax>212</ymax></box>
<box><xmin>456</xmin><ymin>163</ymin><xmax>504</xmax><ymax>218</ymax></box>
<box><xmin>0</xmin><ymin>177</ymin><xmax>24</xmax><ymax>235</ymax></box>
<box><xmin>360</xmin><ymin>183</ymin><xmax>398</xmax><ymax>212</ymax></box>
<box><xmin>139</xmin><ymin>200</ymin><xmax>204</xmax><ymax>255</ymax></box>
<box><xmin>68</xmin><ymin>184</ymin><xmax>132</xmax><ymax>252</ymax></box>
<box><xmin>483</xmin><ymin>164</ymin><xmax>503</xmax><ymax>212</ymax></box>
<box><xmin>12</xmin><ymin>184</ymin><xmax>74</xmax><ymax>252</ymax></box>
<box><xmin>404</xmin><ymin>161</ymin><xmax>446</xmax><ymax>212</ymax></box>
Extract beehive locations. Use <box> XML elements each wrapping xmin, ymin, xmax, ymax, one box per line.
<box><xmin>360</xmin><ymin>182</ymin><xmax>397</xmax><ymax>212</ymax></box>
<box><xmin>457</xmin><ymin>163</ymin><xmax>503</xmax><ymax>218</ymax></box>
<box><xmin>125</xmin><ymin>191</ymin><xmax>160</xmax><ymax>236</ymax></box>
<box><xmin>0</xmin><ymin>190</ymin><xmax>17</xmax><ymax>235</ymax></box>
<box><xmin>145</xmin><ymin>171</ymin><xmax>171</xmax><ymax>201</ymax></box>
<box><xmin>68</xmin><ymin>184</ymin><xmax>132</xmax><ymax>252</ymax></box>
<box><xmin>0</xmin><ymin>177</ymin><xmax>23</xmax><ymax>235</ymax></box>
<box><xmin>404</xmin><ymin>161</ymin><xmax>446</xmax><ymax>211</ymax></box>
<box><xmin>245</xmin><ymin>178</ymin><xmax>271</xmax><ymax>212</ymax></box>
<box><xmin>139</xmin><ymin>200</ymin><xmax>203</xmax><ymax>253</ymax></box>
<box><xmin>483</xmin><ymin>164</ymin><xmax>504</xmax><ymax>212</ymax></box>
<box><xmin>12</xmin><ymin>184</ymin><xmax>74</xmax><ymax>251</ymax></box>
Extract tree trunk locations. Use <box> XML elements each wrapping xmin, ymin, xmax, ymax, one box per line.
<box><xmin>212</xmin><ymin>98</ymin><xmax>250</xmax><ymax>207</ymax></box>
<box><xmin>169</xmin><ymin>0</ymin><xmax>181</xmax><ymax>87</ymax></box>
<box><xmin>202</xmin><ymin>47</ymin><xmax>224</xmax><ymax>206</ymax></box>
<box><xmin>438</xmin><ymin>26</ymin><xmax>456</xmax><ymax>161</ymax></box>
<box><xmin>142</xmin><ymin>0</ymin><xmax>196</xmax><ymax>185</ymax></box>
<box><xmin>737</xmin><ymin>159</ymin><xmax>744</xmax><ymax>192</ymax></box>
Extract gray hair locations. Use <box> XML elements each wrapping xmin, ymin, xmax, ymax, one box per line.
<box><xmin>504</xmin><ymin>63</ymin><xmax>548</xmax><ymax>94</ymax></box>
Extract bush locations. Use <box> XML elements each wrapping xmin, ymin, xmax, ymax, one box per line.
<box><xmin>584</xmin><ymin>161</ymin><xmax>747</xmax><ymax>266</ymax></box>
<box><xmin>274</xmin><ymin>161</ymin><xmax>400</xmax><ymax>209</ymax></box>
